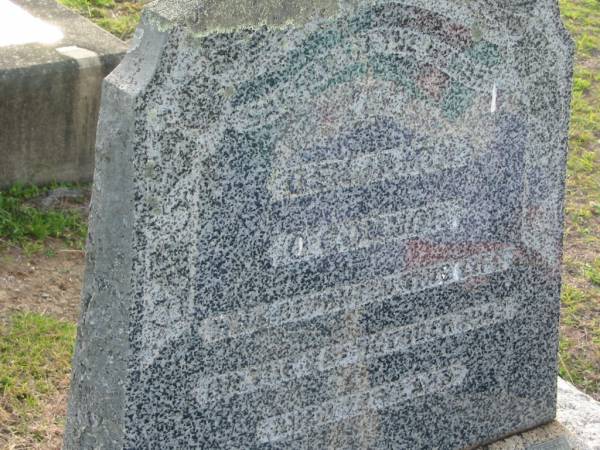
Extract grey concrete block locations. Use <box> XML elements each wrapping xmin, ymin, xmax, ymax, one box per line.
<box><xmin>0</xmin><ymin>0</ymin><xmax>128</xmax><ymax>187</ymax></box>
<box><xmin>556</xmin><ymin>377</ymin><xmax>600</xmax><ymax>449</ymax></box>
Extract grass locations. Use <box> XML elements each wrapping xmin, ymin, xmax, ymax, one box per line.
<box><xmin>0</xmin><ymin>313</ymin><xmax>76</xmax><ymax>447</ymax></box>
<box><xmin>558</xmin><ymin>0</ymin><xmax>600</xmax><ymax>399</ymax></box>
<box><xmin>0</xmin><ymin>183</ymin><xmax>88</xmax><ymax>254</ymax></box>
<box><xmin>57</xmin><ymin>0</ymin><xmax>143</xmax><ymax>40</ymax></box>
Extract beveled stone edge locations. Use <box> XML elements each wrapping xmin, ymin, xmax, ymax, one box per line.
<box><xmin>62</xmin><ymin>17</ymin><xmax>170</xmax><ymax>450</ymax></box>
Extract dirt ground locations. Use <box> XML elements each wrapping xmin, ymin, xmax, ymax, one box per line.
<box><xmin>0</xmin><ymin>389</ymin><xmax>69</xmax><ymax>450</ymax></box>
<box><xmin>0</xmin><ymin>245</ymin><xmax>84</xmax><ymax>325</ymax></box>
<box><xmin>0</xmin><ymin>243</ymin><xmax>82</xmax><ymax>450</ymax></box>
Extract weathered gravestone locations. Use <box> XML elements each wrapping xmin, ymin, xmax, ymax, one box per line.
<box><xmin>64</xmin><ymin>0</ymin><xmax>574</xmax><ymax>448</ymax></box>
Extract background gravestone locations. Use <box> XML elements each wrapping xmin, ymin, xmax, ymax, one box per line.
<box><xmin>64</xmin><ymin>0</ymin><xmax>574</xmax><ymax>448</ymax></box>
<box><xmin>0</xmin><ymin>0</ymin><xmax>126</xmax><ymax>187</ymax></box>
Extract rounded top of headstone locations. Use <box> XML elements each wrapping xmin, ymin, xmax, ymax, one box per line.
<box><xmin>145</xmin><ymin>0</ymin><xmax>340</xmax><ymax>32</ymax></box>
<box><xmin>144</xmin><ymin>0</ymin><xmax>568</xmax><ymax>37</ymax></box>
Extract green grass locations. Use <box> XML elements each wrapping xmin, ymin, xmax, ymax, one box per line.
<box><xmin>57</xmin><ymin>0</ymin><xmax>143</xmax><ymax>40</ymax></box>
<box><xmin>584</xmin><ymin>259</ymin><xmax>600</xmax><ymax>286</ymax></box>
<box><xmin>560</xmin><ymin>284</ymin><xmax>587</xmax><ymax>327</ymax></box>
<box><xmin>0</xmin><ymin>313</ymin><xmax>76</xmax><ymax>439</ymax></box>
<box><xmin>0</xmin><ymin>183</ymin><xmax>88</xmax><ymax>253</ymax></box>
<box><xmin>559</xmin><ymin>335</ymin><xmax>599</xmax><ymax>394</ymax></box>
<box><xmin>559</xmin><ymin>0</ymin><xmax>600</xmax><ymax>400</ymax></box>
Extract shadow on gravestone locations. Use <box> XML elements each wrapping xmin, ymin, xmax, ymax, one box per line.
<box><xmin>64</xmin><ymin>0</ymin><xmax>574</xmax><ymax>449</ymax></box>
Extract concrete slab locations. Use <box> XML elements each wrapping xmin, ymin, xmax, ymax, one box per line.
<box><xmin>0</xmin><ymin>0</ymin><xmax>128</xmax><ymax>187</ymax></box>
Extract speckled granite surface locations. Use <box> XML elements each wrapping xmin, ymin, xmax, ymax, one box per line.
<box><xmin>64</xmin><ymin>1</ymin><xmax>574</xmax><ymax>448</ymax></box>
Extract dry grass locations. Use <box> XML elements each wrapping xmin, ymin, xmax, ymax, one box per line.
<box><xmin>0</xmin><ymin>313</ymin><xmax>76</xmax><ymax>449</ymax></box>
<box><xmin>558</xmin><ymin>0</ymin><xmax>600</xmax><ymax>400</ymax></box>
<box><xmin>57</xmin><ymin>0</ymin><xmax>144</xmax><ymax>41</ymax></box>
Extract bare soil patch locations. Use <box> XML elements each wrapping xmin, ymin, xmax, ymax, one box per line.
<box><xmin>0</xmin><ymin>244</ymin><xmax>84</xmax><ymax>324</ymax></box>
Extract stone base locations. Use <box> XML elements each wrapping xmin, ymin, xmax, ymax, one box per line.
<box><xmin>481</xmin><ymin>378</ymin><xmax>600</xmax><ymax>450</ymax></box>
<box><xmin>0</xmin><ymin>0</ymin><xmax>127</xmax><ymax>187</ymax></box>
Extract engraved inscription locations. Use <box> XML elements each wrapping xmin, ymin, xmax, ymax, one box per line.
<box><xmin>269</xmin><ymin>138</ymin><xmax>476</xmax><ymax>200</ymax></box>
<box><xmin>270</xmin><ymin>200</ymin><xmax>464</xmax><ymax>266</ymax></box>
<box><xmin>200</xmin><ymin>248</ymin><xmax>514</xmax><ymax>344</ymax></box>
<box><xmin>194</xmin><ymin>297</ymin><xmax>517</xmax><ymax>405</ymax></box>
<box><xmin>256</xmin><ymin>364</ymin><xmax>468</xmax><ymax>443</ymax></box>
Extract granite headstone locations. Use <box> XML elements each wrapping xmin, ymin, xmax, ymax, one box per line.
<box><xmin>64</xmin><ymin>0</ymin><xmax>574</xmax><ymax>448</ymax></box>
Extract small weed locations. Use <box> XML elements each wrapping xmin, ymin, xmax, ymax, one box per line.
<box><xmin>96</xmin><ymin>13</ymin><xmax>141</xmax><ymax>39</ymax></box>
<box><xmin>22</xmin><ymin>241</ymin><xmax>45</xmax><ymax>256</ymax></box>
<box><xmin>561</xmin><ymin>284</ymin><xmax>588</xmax><ymax>327</ymax></box>
<box><xmin>568</xmin><ymin>150</ymin><xmax>596</xmax><ymax>174</ymax></box>
<box><xmin>562</xmin><ymin>284</ymin><xmax>586</xmax><ymax>307</ymax></box>
<box><xmin>568</xmin><ymin>205</ymin><xmax>594</xmax><ymax>224</ymax></box>
<box><xmin>559</xmin><ymin>335</ymin><xmax>600</xmax><ymax>394</ymax></box>
<box><xmin>584</xmin><ymin>259</ymin><xmax>600</xmax><ymax>286</ymax></box>
<box><xmin>573</xmin><ymin>75</ymin><xmax>592</xmax><ymax>93</ymax></box>
<box><xmin>576</xmin><ymin>33</ymin><xmax>600</xmax><ymax>56</ymax></box>
<box><xmin>558</xmin><ymin>336</ymin><xmax>577</xmax><ymax>383</ymax></box>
